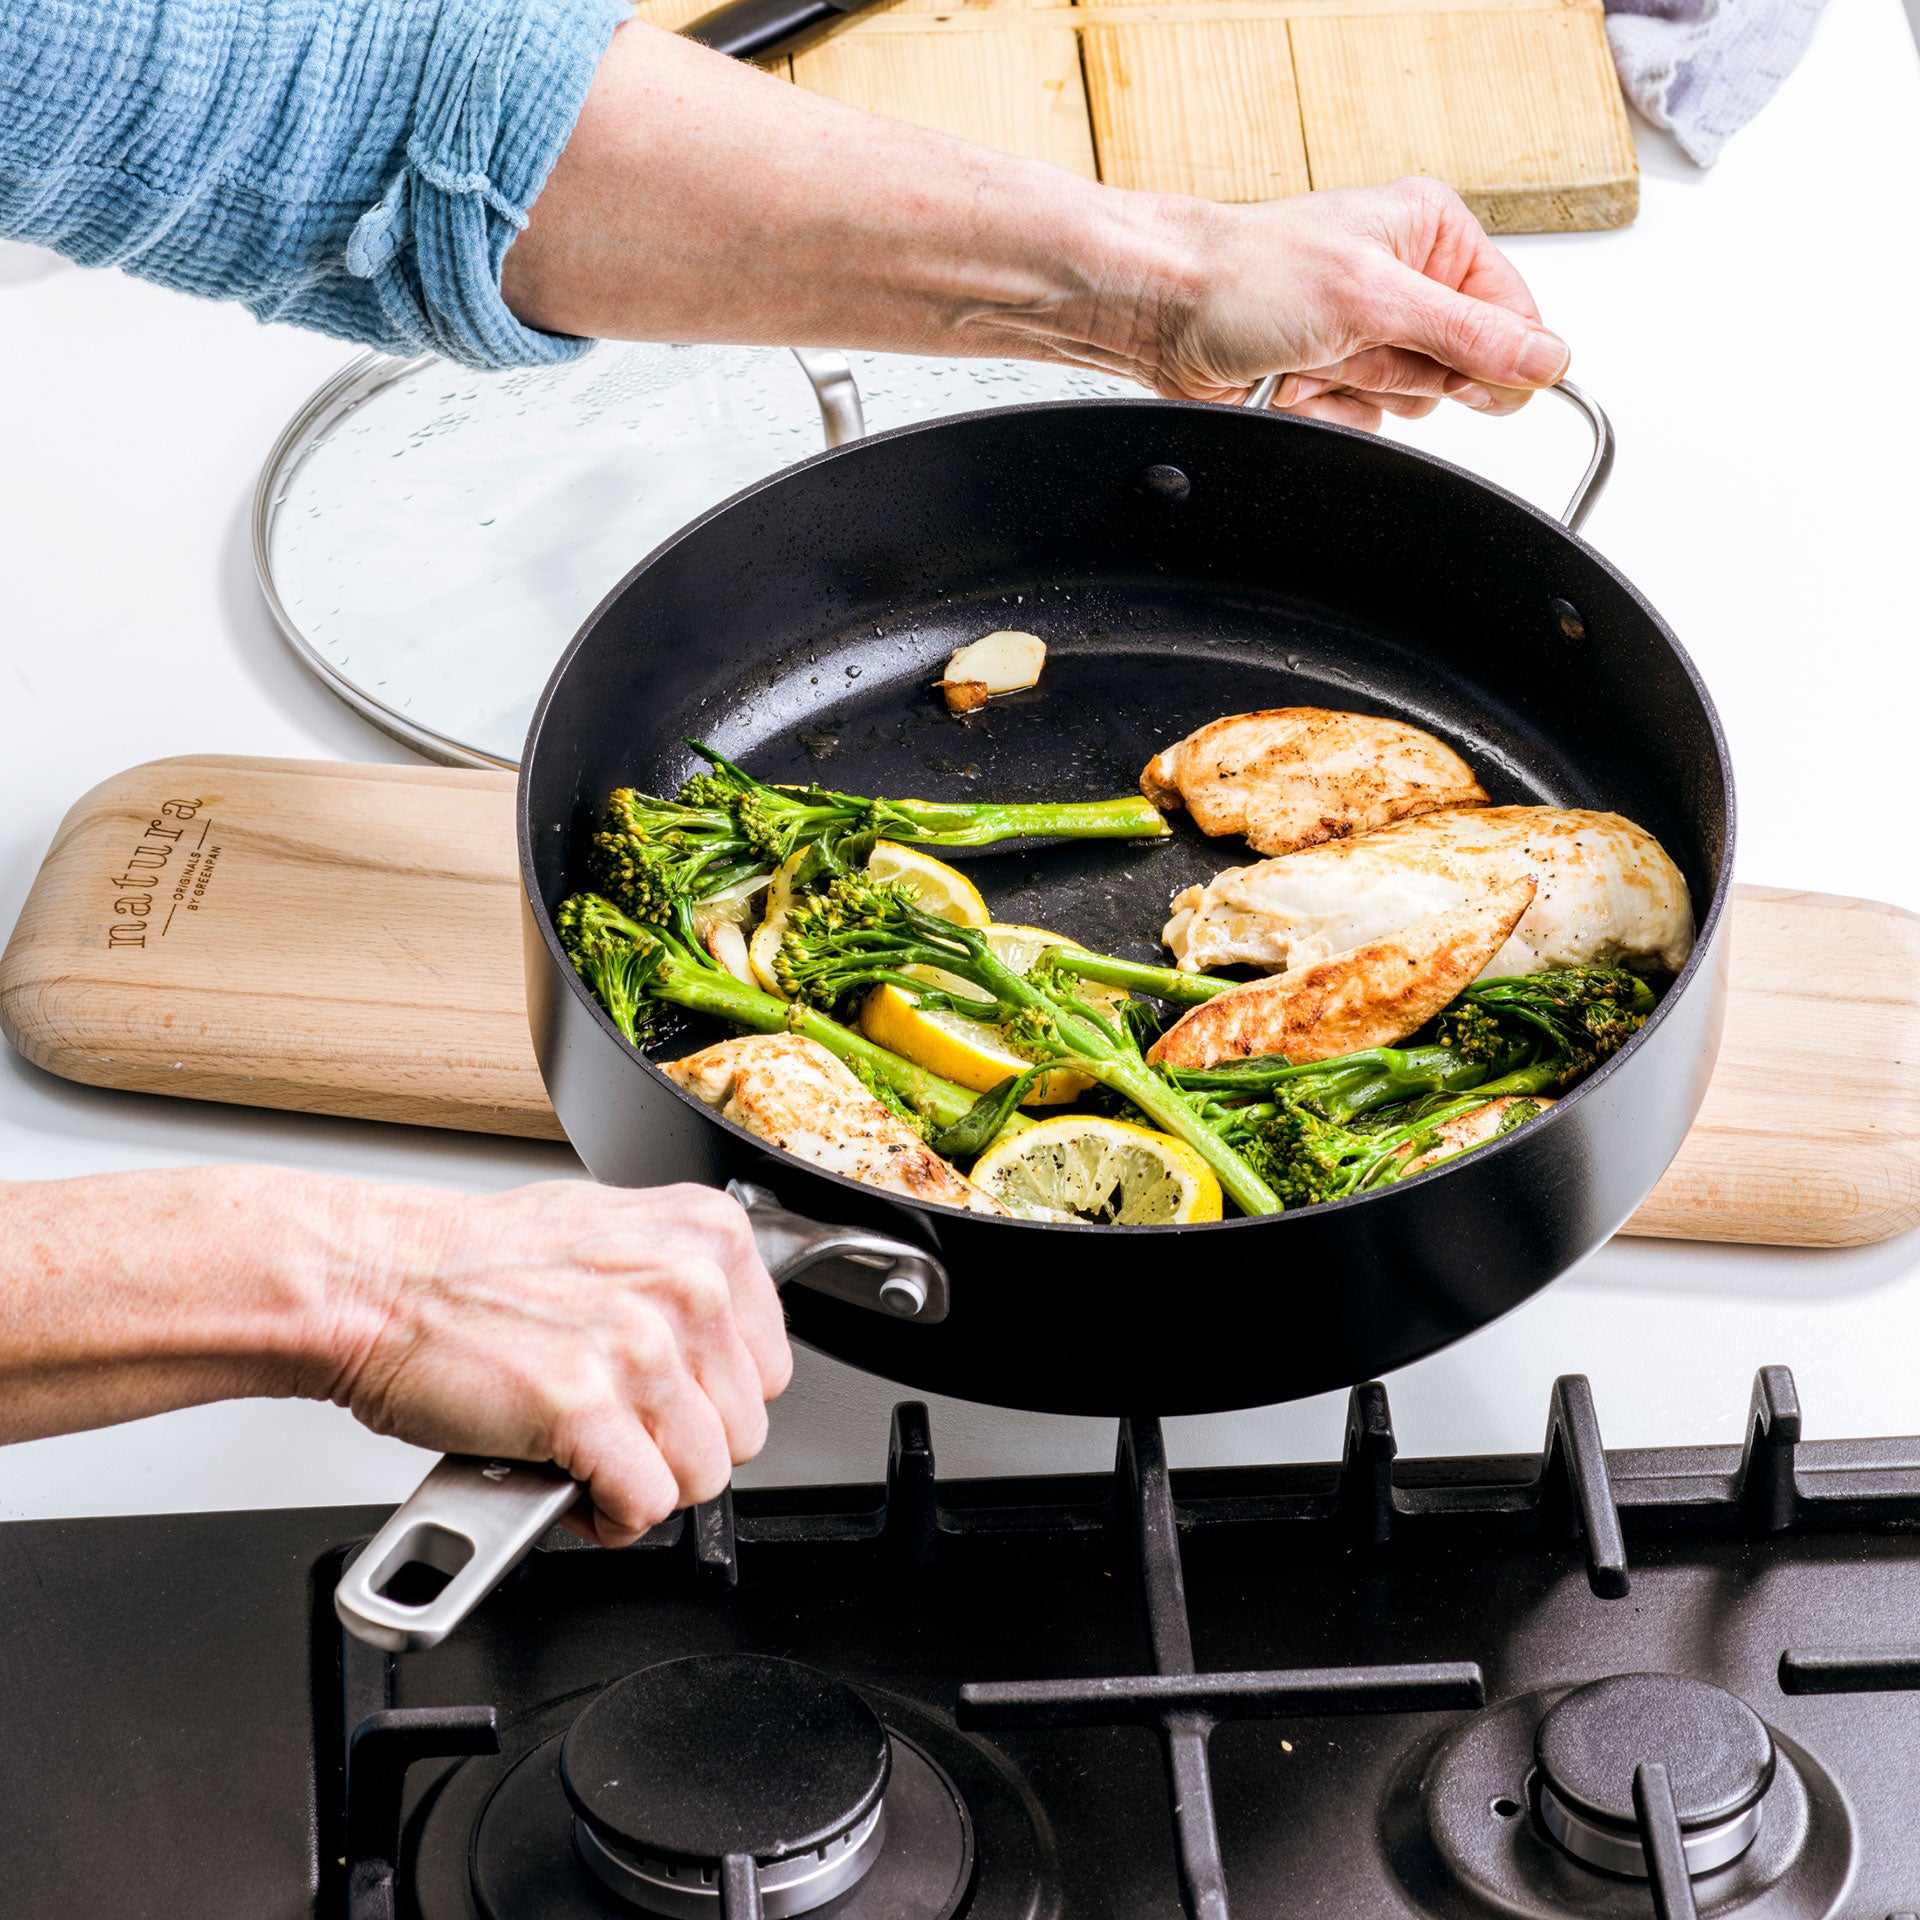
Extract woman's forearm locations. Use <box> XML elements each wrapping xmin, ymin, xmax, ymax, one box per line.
<box><xmin>503</xmin><ymin>22</ymin><xmax>1184</xmax><ymax>382</ymax></box>
<box><xmin>0</xmin><ymin>1167</ymin><xmax>791</xmax><ymax>1543</ymax></box>
<box><xmin>503</xmin><ymin>21</ymin><xmax>1569</xmax><ymax>424</ymax></box>
<box><xmin>0</xmin><ymin>1168</ymin><xmax>385</xmax><ymax>1443</ymax></box>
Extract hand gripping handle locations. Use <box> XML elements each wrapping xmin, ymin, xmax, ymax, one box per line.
<box><xmin>1242</xmin><ymin>374</ymin><xmax>1615</xmax><ymax>535</ymax></box>
<box><xmin>333</xmin><ymin>1182</ymin><xmax>947</xmax><ymax>1651</ymax></box>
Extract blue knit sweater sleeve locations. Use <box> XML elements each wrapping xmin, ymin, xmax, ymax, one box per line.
<box><xmin>0</xmin><ymin>0</ymin><xmax>629</xmax><ymax>368</ymax></box>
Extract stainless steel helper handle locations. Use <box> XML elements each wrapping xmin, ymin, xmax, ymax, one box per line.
<box><xmin>333</xmin><ymin>1181</ymin><xmax>947</xmax><ymax>1652</ymax></box>
<box><xmin>1242</xmin><ymin>373</ymin><xmax>1614</xmax><ymax>535</ymax></box>
<box><xmin>792</xmin><ymin>349</ymin><xmax>865</xmax><ymax>447</ymax></box>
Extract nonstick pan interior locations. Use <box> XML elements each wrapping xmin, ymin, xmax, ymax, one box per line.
<box><xmin>617</xmin><ymin>577</ymin><xmax>1680</xmax><ymax>987</ymax></box>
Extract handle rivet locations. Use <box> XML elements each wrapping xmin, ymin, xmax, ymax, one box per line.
<box><xmin>1136</xmin><ymin>463</ymin><xmax>1191</xmax><ymax>505</ymax></box>
<box><xmin>1550</xmin><ymin>598</ymin><xmax>1587</xmax><ymax>644</ymax></box>
<box><xmin>879</xmin><ymin>1269</ymin><xmax>930</xmax><ymax>1317</ymax></box>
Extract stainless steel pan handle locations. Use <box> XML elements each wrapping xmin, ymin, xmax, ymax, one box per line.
<box><xmin>805</xmin><ymin>353</ymin><xmax>1615</xmax><ymax>532</ymax></box>
<box><xmin>1242</xmin><ymin>374</ymin><xmax>1614</xmax><ymax>535</ymax></box>
<box><xmin>333</xmin><ymin>1181</ymin><xmax>947</xmax><ymax>1652</ymax></box>
<box><xmin>793</xmin><ymin>349</ymin><xmax>865</xmax><ymax>447</ymax></box>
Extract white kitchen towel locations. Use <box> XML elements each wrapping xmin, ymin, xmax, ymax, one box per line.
<box><xmin>1605</xmin><ymin>0</ymin><xmax>1829</xmax><ymax>164</ymax></box>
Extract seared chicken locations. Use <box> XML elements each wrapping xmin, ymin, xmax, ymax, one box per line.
<box><xmin>1402</xmin><ymin>1096</ymin><xmax>1554</xmax><ymax>1175</ymax></box>
<box><xmin>1148</xmin><ymin>879</ymin><xmax>1536</xmax><ymax>1069</ymax></box>
<box><xmin>1140</xmin><ymin>708</ymin><xmax>1487</xmax><ymax>857</ymax></box>
<box><xmin>663</xmin><ymin>1034</ymin><xmax>1007</xmax><ymax>1214</ymax></box>
<box><xmin>1164</xmin><ymin>806</ymin><xmax>1693</xmax><ymax>980</ymax></box>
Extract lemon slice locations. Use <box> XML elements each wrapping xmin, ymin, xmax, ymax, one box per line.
<box><xmin>971</xmin><ymin>1115</ymin><xmax>1223</xmax><ymax>1224</ymax></box>
<box><xmin>748</xmin><ymin>841</ymin><xmax>990</xmax><ymax>998</ymax></box>
<box><xmin>857</xmin><ymin>923</ymin><xmax>1125</xmax><ymax>1105</ymax></box>
<box><xmin>865</xmin><ymin>841</ymin><xmax>990</xmax><ymax>927</ymax></box>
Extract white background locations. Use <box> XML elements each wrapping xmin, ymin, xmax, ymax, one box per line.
<box><xmin>1</xmin><ymin>0</ymin><xmax>1917</xmax><ymax>1517</ymax></box>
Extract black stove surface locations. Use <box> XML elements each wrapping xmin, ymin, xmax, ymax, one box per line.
<box><xmin>7</xmin><ymin>1365</ymin><xmax>1920</xmax><ymax>1920</ymax></box>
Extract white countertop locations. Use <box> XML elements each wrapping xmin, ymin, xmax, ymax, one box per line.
<box><xmin>3</xmin><ymin>0</ymin><xmax>1918</xmax><ymax>1521</ymax></box>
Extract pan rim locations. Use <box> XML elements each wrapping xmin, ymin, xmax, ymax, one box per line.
<box><xmin>519</xmin><ymin>396</ymin><xmax>1737</xmax><ymax>1234</ymax></box>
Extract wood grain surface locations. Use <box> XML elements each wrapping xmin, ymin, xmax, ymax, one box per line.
<box><xmin>0</xmin><ymin>757</ymin><xmax>564</xmax><ymax>1141</ymax></box>
<box><xmin>632</xmin><ymin>0</ymin><xmax>1638</xmax><ymax>233</ymax></box>
<box><xmin>4</xmin><ymin>759</ymin><xmax>1915</xmax><ymax>1249</ymax></box>
<box><xmin>1286</xmin><ymin>3</ymin><xmax>1638</xmax><ymax>232</ymax></box>
<box><xmin>792</xmin><ymin>0</ymin><xmax>1100</xmax><ymax>176</ymax></box>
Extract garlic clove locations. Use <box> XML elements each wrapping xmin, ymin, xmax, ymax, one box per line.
<box><xmin>942</xmin><ymin>629</ymin><xmax>1046</xmax><ymax>697</ymax></box>
<box><xmin>704</xmin><ymin>918</ymin><xmax>755</xmax><ymax>984</ymax></box>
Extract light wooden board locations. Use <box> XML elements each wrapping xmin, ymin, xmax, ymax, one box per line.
<box><xmin>1627</xmin><ymin>887</ymin><xmax>1920</xmax><ymax>1249</ymax></box>
<box><xmin>1082</xmin><ymin>4</ymin><xmax>1312</xmax><ymax>200</ymax></box>
<box><xmin>631</xmin><ymin>0</ymin><xmax>1638</xmax><ymax>231</ymax></box>
<box><xmin>1286</xmin><ymin>4</ymin><xmax>1638</xmax><ymax>232</ymax></box>
<box><xmin>4</xmin><ymin>759</ymin><xmax>1916</xmax><ymax>1249</ymax></box>
<box><xmin>791</xmin><ymin>0</ymin><xmax>1099</xmax><ymax>177</ymax></box>
<box><xmin>0</xmin><ymin>758</ymin><xmax>564</xmax><ymax>1142</ymax></box>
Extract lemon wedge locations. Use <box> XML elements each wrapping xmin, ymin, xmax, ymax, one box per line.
<box><xmin>971</xmin><ymin>1115</ymin><xmax>1223</xmax><ymax>1224</ymax></box>
<box><xmin>857</xmin><ymin>923</ymin><xmax>1125</xmax><ymax>1105</ymax></box>
<box><xmin>865</xmin><ymin>841</ymin><xmax>991</xmax><ymax>927</ymax></box>
<box><xmin>748</xmin><ymin>841</ymin><xmax>990</xmax><ymax>998</ymax></box>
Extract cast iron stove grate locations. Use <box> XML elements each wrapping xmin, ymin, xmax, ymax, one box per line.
<box><xmin>328</xmin><ymin>1367</ymin><xmax>1920</xmax><ymax>1920</ymax></box>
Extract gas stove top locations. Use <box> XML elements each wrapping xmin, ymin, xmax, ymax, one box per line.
<box><xmin>7</xmin><ymin>1365</ymin><xmax>1920</xmax><ymax>1920</ymax></box>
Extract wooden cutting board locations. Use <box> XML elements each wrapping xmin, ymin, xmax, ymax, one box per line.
<box><xmin>631</xmin><ymin>0</ymin><xmax>1640</xmax><ymax>234</ymax></box>
<box><xmin>3</xmin><ymin>757</ymin><xmax>1916</xmax><ymax>1250</ymax></box>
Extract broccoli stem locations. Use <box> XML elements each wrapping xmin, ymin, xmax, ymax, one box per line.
<box><xmin>1045</xmin><ymin>947</ymin><xmax>1233</xmax><ymax>1006</ymax></box>
<box><xmin>1170</xmin><ymin>1042</ymin><xmax>1512</xmax><ymax>1121</ymax></box>
<box><xmin>1224</xmin><ymin>1063</ymin><xmax>1561</xmax><ymax>1147</ymax></box>
<box><xmin>887</xmin><ymin>796</ymin><xmax>1168</xmax><ymax>846</ymax></box>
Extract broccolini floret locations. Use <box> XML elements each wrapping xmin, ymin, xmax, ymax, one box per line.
<box><xmin>1435</xmin><ymin>968</ymin><xmax>1656</xmax><ymax>1080</ymax></box>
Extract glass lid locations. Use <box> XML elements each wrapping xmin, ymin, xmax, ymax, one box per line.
<box><xmin>254</xmin><ymin>344</ymin><xmax>1141</xmax><ymax>768</ymax></box>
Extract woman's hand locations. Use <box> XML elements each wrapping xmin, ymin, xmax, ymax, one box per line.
<box><xmin>1147</xmin><ymin>179</ymin><xmax>1570</xmax><ymax>431</ymax></box>
<box><xmin>330</xmin><ymin>1179</ymin><xmax>789</xmax><ymax>1546</ymax></box>
<box><xmin>0</xmin><ymin>1167</ymin><xmax>790</xmax><ymax>1548</ymax></box>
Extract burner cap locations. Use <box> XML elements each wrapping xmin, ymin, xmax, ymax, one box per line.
<box><xmin>1534</xmin><ymin>1674</ymin><xmax>1775</xmax><ymax>1878</ymax></box>
<box><xmin>1536</xmin><ymin>1674</ymin><xmax>1774</xmax><ymax>1831</ymax></box>
<box><xmin>561</xmin><ymin>1655</ymin><xmax>892</xmax><ymax>1867</ymax></box>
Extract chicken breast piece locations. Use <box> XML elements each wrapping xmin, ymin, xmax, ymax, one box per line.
<box><xmin>1140</xmin><ymin>708</ymin><xmax>1487</xmax><ymax>857</ymax></box>
<box><xmin>1164</xmin><ymin>806</ymin><xmax>1693</xmax><ymax>981</ymax></box>
<box><xmin>1402</xmin><ymin>1096</ymin><xmax>1554</xmax><ymax>1175</ymax></box>
<box><xmin>663</xmin><ymin>1033</ymin><xmax>1007</xmax><ymax>1214</ymax></box>
<box><xmin>1147</xmin><ymin>878</ymin><xmax>1535</xmax><ymax>1070</ymax></box>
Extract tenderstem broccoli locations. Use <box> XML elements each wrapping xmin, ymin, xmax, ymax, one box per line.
<box><xmin>1169</xmin><ymin>967</ymin><xmax>1653</xmax><ymax>1204</ymax></box>
<box><xmin>562</xmin><ymin>871</ymin><xmax>1652</xmax><ymax>1223</ymax></box>
<box><xmin>1166</xmin><ymin>967</ymin><xmax>1654</xmax><ymax>1120</ymax></box>
<box><xmin>1220</xmin><ymin>1081</ymin><xmax>1555</xmax><ymax>1207</ymax></box>
<box><xmin>774</xmin><ymin>875</ymin><xmax>1284</xmax><ymax>1216</ymax></box>
<box><xmin>556</xmin><ymin>892</ymin><xmax>989</xmax><ymax>1131</ymax></box>
<box><xmin>591</xmin><ymin>743</ymin><xmax>1167</xmax><ymax>929</ymax></box>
